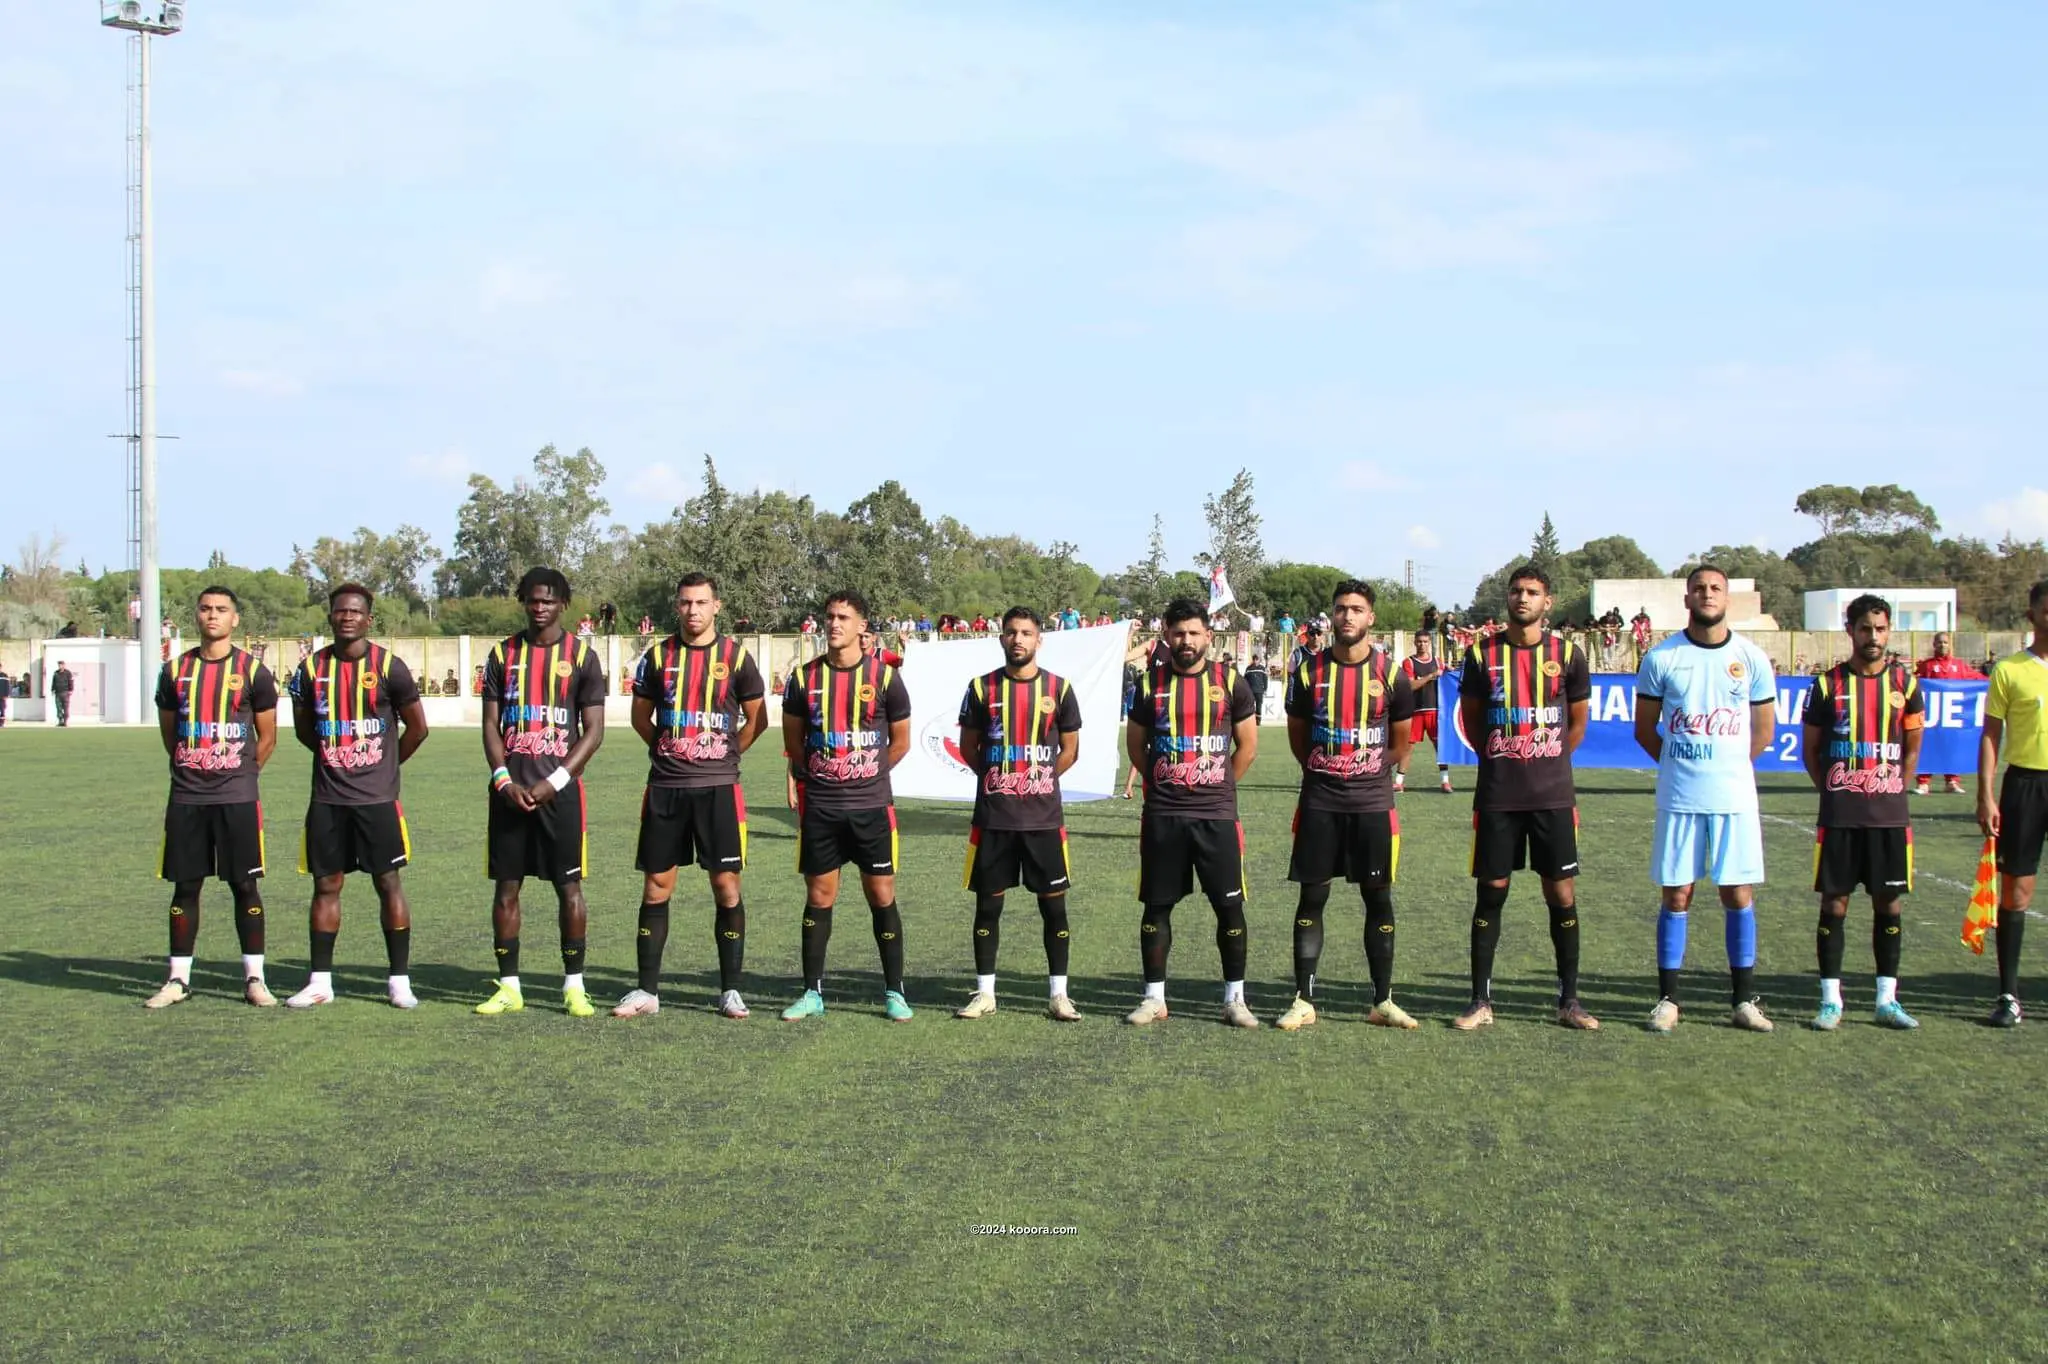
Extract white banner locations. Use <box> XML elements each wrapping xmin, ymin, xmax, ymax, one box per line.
<box><xmin>893</xmin><ymin>622</ymin><xmax>1134</xmax><ymax>803</ymax></box>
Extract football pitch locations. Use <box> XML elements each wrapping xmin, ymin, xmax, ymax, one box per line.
<box><xmin>2</xmin><ymin>730</ymin><xmax>2044</xmax><ymax>1361</ymax></box>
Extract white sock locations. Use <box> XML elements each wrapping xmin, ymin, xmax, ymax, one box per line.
<box><xmin>1049</xmin><ymin>974</ymin><xmax>1068</xmax><ymax>998</ymax></box>
<box><xmin>976</xmin><ymin>973</ymin><xmax>996</xmax><ymax>996</ymax></box>
<box><xmin>1144</xmin><ymin>980</ymin><xmax>1166</xmax><ymax>1002</ymax></box>
<box><xmin>242</xmin><ymin>954</ymin><xmax>264</xmax><ymax>981</ymax></box>
<box><xmin>499</xmin><ymin>974</ymin><xmax>521</xmax><ymax>991</ymax></box>
<box><xmin>1875</xmin><ymin>976</ymin><xmax>1898</xmax><ymax>1007</ymax></box>
<box><xmin>388</xmin><ymin>974</ymin><xmax>411</xmax><ymax>991</ymax></box>
<box><xmin>1223</xmin><ymin>980</ymin><xmax>1245</xmax><ymax>1004</ymax></box>
<box><xmin>563</xmin><ymin>972</ymin><xmax>584</xmax><ymax>993</ymax></box>
<box><xmin>1820</xmin><ymin>978</ymin><xmax>1843</xmax><ymax>1008</ymax></box>
<box><xmin>309</xmin><ymin>970</ymin><xmax>333</xmax><ymax>991</ymax></box>
<box><xmin>169</xmin><ymin>955</ymin><xmax>193</xmax><ymax>984</ymax></box>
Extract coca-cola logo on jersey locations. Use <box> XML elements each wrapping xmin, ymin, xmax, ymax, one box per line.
<box><xmin>984</xmin><ymin>766</ymin><xmax>1056</xmax><ymax>797</ymax></box>
<box><xmin>1667</xmin><ymin>706</ymin><xmax>1745</xmax><ymax>737</ymax></box>
<box><xmin>1152</xmin><ymin>755</ymin><xmax>1227</xmax><ymax>788</ymax></box>
<box><xmin>1307</xmin><ymin>749</ymin><xmax>1385</xmax><ymax>778</ymax></box>
<box><xmin>321</xmin><ymin>738</ymin><xmax>386</xmax><ymax>771</ymax></box>
<box><xmin>808</xmin><ymin>749</ymin><xmax>882</xmax><ymax>783</ymax></box>
<box><xmin>176</xmin><ymin>741</ymin><xmax>246</xmax><ymax>771</ymax></box>
<box><xmin>657</xmin><ymin>732</ymin><xmax>731</xmax><ymax>762</ymax></box>
<box><xmin>1486</xmin><ymin>730</ymin><xmax>1565</xmax><ymax>761</ymax></box>
<box><xmin>1827</xmin><ymin>763</ymin><xmax>1905</xmax><ymax>796</ymax></box>
<box><xmin>505</xmin><ymin>729</ymin><xmax>571</xmax><ymax>758</ymax></box>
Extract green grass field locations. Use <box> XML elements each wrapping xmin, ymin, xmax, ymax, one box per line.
<box><xmin>2</xmin><ymin>727</ymin><xmax>2044</xmax><ymax>1361</ymax></box>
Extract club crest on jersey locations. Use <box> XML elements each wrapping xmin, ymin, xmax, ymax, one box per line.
<box><xmin>858</xmin><ymin>684</ymin><xmax>877</xmax><ymax>703</ymax></box>
<box><xmin>1207</xmin><ymin>685</ymin><xmax>1226</xmax><ymax>704</ymax></box>
<box><xmin>1036</xmin><ymin>695</ymin><xmax>1056</xmax><ymax>714</ymax></box>
<box><xmin>1887</xmin><ymin>689</ymin><xmax>1905</xmax><ymax>707</ymax></box>
<box><xmin>711</xmin><ymin>660</ymin><xmax>731</xmax><ymax>680</ymax></box>
<box><xmin>1367</xmin><ymin>679</ymin><xmax>1386</xmax><ymax>698</ymax></box>
<box><xmin>553</xmin><ymin>660</ymin><xmax>574</xmax><ymax>679</ymax></box>
<box><xmin>1727</xmin><ymin>659</ymin><xmax>1746</xmax><ymax>681</ymax></box>
<box><xmin>226</xmin><ymin>673</ymin><xmax>245</xmax><ymax>692</ymax></box>
<box><xmin>362</xmin><ymin>672</ymin><xmax>378</xmax><ymax>693</ymax></box>
<box><xmin>1541</xmin><ymin>660</ymin><xmax>1562</xmax><ymax>679</ymax></box>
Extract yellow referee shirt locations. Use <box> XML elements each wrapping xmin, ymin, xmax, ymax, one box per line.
<box><xmin>1988</xmin><ymin>650</ymin><xmax>2048</xmax><ymax>771</ymax></box>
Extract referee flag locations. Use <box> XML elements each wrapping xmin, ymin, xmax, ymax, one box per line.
<box><xmin>1961</xmin><ymin>838</ymin><xmax>1998</xmax><ymax>954</ymax></box>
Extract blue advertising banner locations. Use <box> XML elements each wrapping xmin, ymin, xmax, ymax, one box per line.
<box><xmin>1435</xmin><ymin>670</ymin><xmax>1987</xmax><ymax>773</ymax></box>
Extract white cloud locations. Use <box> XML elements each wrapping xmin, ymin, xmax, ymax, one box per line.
<box><xmin>480</xmin><ymin>261</ymin><xmax>565</xmax><ymax>311</ymax></box>
<box><xmin>405</xmin><ymin>449</ymin><xmax>476</xmax><ymax>486</ymax></box>
<box><xmin>218</xmin><ymin>369</ymin><xmax>304</xmax><ymax>397</ymax></box>
<box><xmin>1407</xmin><ymin>524</ymin><xmax>1441</xmax><ymax>551</ymax></box>
<box><xmin>1340</xmin><ymin>460</ymin><xmax>1406</xmax><ymax>492</ymax></box>
<box><xmin>626</xmin><ymin>461</ymin><xmax>694</xmax><ymax>509</ymax></box>
<box><xmin>1981</xmin><ymin>488</ymin><xmax>2048</xmax><ymax>541</ymax></box>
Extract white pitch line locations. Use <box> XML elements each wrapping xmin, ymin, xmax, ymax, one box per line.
<box><xmin>1758</xmin><ymin>811</ymin><xmax>2046</xmax><ymax>921</ymax></box>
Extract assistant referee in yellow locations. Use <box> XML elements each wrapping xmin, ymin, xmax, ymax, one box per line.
<box><xmin>1977</xmin><ymin>579</ymin><xmax>2048</xmax><ymax>1028</ymax></box>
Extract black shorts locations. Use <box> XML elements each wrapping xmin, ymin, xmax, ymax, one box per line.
<box><xmin>1997</xmin><ymin>766</ymin><xmax>2048</xmax><ymax>877</ymax></box>
<box><xmin>1138</xmin><ymin>815</ymin><xmax>1245</xmax><ymax>906</ymax></box>
<box><xmin>1470</xmin><ymin>807</ymin><xmax>1580</xmax><ymax>881</ymax></box>
<box><xmin>1288</xmin><ymin>806</ymin><xmax>1400</xmax><ymax>887</ymax></box>
<box><xmin>636</xmin><ymin>784</ymin><xmax>747</xmax><ymax>874</ymax></box>
<box><xmin>963</xmin><ymin>826</ymin><xmax>1071</xmax><ymax>895</ymax></box>
<box><xmin>301</xmin><ymin>801</ymin><xmax>411</xmax><ymax>878</ymax></box>
<box><xmin>1812</xmin><ymin>825</ymin><xmax>1912</xmax><ymax>898</ymax></box>
<box><xmin>797</xmin><ymin>805</ymin><xmax>897</xmax><ymax>877</ymax></box>
<box><xmin>160</xmin><ymin>801</ymin><xmax>267</xmax><ymax>884</ymax></box>
<box><xmin>486</xmin><ymin>779</ymin><xmax>588</xmax><ymax>884</ymax></box>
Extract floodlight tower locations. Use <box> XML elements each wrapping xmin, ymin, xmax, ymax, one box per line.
<box><xmin>103</xmin><ymin>0</ymin><xmax>183</xmax><ymax>715</ymax></box>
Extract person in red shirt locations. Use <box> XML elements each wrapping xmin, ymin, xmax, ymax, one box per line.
<box><xmin>1914</xmin><ymin>632</ymin><xmax>1982</xmax><ymax>794</ymax></box>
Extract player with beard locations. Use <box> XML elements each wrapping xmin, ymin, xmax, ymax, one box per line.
<box><xmin>780</xmin><ymin>590</ymin><xmax>915</xmax><ymax>1021</ymax></box>
<box><xmin>1456</xmin><ymin>566</ymin><xmax>1598</xmax><ymax>1030</ymax></box>
<box><xmin>1976</xmin><ymin>580</ymin><xmax>2048</xmax><ymax>1028</ymax></box>
<box><xmin>1800</xmin><ymin>593</ymin><xmax>1924</xmax><ymax>1030</ymax></box>
<box><xmin>1124</xmin><ymin>599</ymin><xmax>1260</xmax><ymax>1027</ymax></box>
<box><xmin>954</xmin><ymin>607</ymin><xmax>1084</xmax><ymax>1021</ymax></box>
<box><xmin>476</xmin><ymin>567</ymin><xmax>609</xmax><ymax>1017</ymax></box>
<box><xmin>1395</xmin><ymin>631</ymin><xmax>1453</xmax><ymax>795</ymax></box>
<box><xmin>614</xmin><ymin>572</ymin><xmax>768</xmax><ymax>1020</ymax></box>
<box><xmin>1277</xmin><ymin>580</ymin><xmax>1417</xmax><ymax>1030</ymax></box>
<box><xmin>144</xmin><ymin>586</ymin><xmax>281</xmax><ymax>1008</ymax></box>
<box><xmin>283</xmin><ymin>584</ymin><xmax>430</xmax><ymax>1009</ymax></box>
<box><xmin>1634</xmin><ymin>564</ymin><xmax>1779</xmax><ymax>1032</ymax></box>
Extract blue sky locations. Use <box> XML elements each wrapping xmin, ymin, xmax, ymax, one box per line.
<box><xmin>4</xmin><ymin>0</ymin><xmax>2044</xmax><ymax>607</ymax></box>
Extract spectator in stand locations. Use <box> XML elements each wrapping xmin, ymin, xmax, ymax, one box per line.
<box><xmin>1096</xmin><ymin>611</ymin><xmax>1112</xmax><ymax>627</ymax></box>
<box><xmin>440</xmin><ymin>668</ymin><xmax>458</xmax><ymax>697</ymax></box>
<box><xmin>1915</xmin><ymin>632</ymin><xmax>1982</xmax><ymax>794</ymax></box>
<box><xmin>58</xmin><ymin>620</ymin><xmax>80</xmax><ymax>639</ymax></box>
<box><xmin>51</xmin><ymin>659</ymin><xmax>74</xmax><ymax>726</ymax></box>
<box><xmin>859</xmin><ymin>628</ymin><xmax>905</xmax><ymax>668</ymax></box>
<box><xmin>0</xmin><ymin>665</ymin><xmax>10</xmax><ymax>726</ymax></box>
<box><xmin>575</xmin><ymin>613</ymin><xmax>596</xmax><ymax>640</ymax></box>
<box><xmin>599</xmin><ymin>601</ymin><xmax>618</xmax><ymax>635</ymax></box>
<box><xmin>1630</xmin><ymin>607</ymin><xmax>1654</xmax><ymax>659</ymax></box>
<box><xmin>972</xmin><ymin>613</ymin><xmax>990</xmax><ymax>634</ymax></box>
<box><xmin>638</xmin><ymin>614</ymin><xmax>654</xmax><ymax>639</ymax></box>
<box><xmin>1243</xmin><ymin>654</ymin><xmax>1269</xmax><ymax>720</ymax></box>
<box><xmin>471</xmin><ymin>664</ymin><xmax>486</xmax><ymax>696</ymax></box>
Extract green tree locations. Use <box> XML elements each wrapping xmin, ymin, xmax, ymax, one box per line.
<box><xmin>1257</xmin><ymin>562</ymin><xmax>1352</xmax><ymax>624</ymax></box>
<box><xmin>1530</xmin><ymin>512</ymin><xmax>1563</xmax><ymax>578</ymax></box>
<box><xmin>290</xmin><ymin>525</ymin><xmax>442</xmax><ymax>611</ymax></box>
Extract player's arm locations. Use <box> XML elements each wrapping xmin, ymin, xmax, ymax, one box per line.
<box><xmin>1230</xmin><ymin>715</ymin><xmax>1258</xmax><ymax>780</ymax></box>
<box><xmin>254</xmin><ymin>707</ymin><xmax>278</xmax><ymax>768</ymax></box>
<box><xmin>1054</xmin><ymin>726</ymin><xmax>1080</xmax><ymax>778</ymax></box>
<box><xmin>959</xmin><ymin>724</ymin><xmax>989</xmax><ymax>778</ymax></box>
<box><xmin>251</xmin><ymin>671</ymin><xmax>279</xmax><ymax>768</ymax></box>
<box><xmin>396</xmin><ymin>699</ymin><xmax>429</xmax><ymax>763</ymax></box>
<box><xmin>1287</xmin><ymin>715</ymin><xmax>1312</xmax><ymax>769</ymax></box>
<box><xmin>630</xmin><ymin>695</ymin><xmax>658</xmax><ymax>749</ymax></box>
<box><xmin>1801</xmin><ymin>713</ymin><xmax>1827</xmax><ymax>790</ymax></box>
<box><xmin>290</xmin><ymin>671</ymin><xmax>320</xmax><ymax>755</ymax></box>
<box><xmin>1563</xmin><ymin>649</ymin><xmax>1591</xmax><ymax>754</ymax></box>
<box><xmin>157</xmin><ymin>703</ymin><xmax>179</xmax><ymax>758</ymax></box>
<box><xmin>1747</xmin><ymin>700</ymin><xmax>1776</xmax><ymax>761</ymax></box>
<box><xmin>736</xmin><ymin>695</ymin><xmax>768</xmax><ymax>753</ymax></box>
<box><xmin>530</xmin><ymin>702</ymin><xmax>605</xmax><ymax>806</ymax></box>
<box><xmin>1900</xmin><ymin>713</ymin><xmax>1923</xmax><ymax>792</ymax></box>
<box><xmin>1388</xmin><ymin>674</ymin><xmax>1416</xmax><ymax>769</ymax></box>
<box><xmin>1978</xmin><ymin>714</ymin><xmax>2004</xmax><ymax>839</ymax></box>
<box><xmin>783</xmin><ymin>707</ymin><xmax>808</xmax><ymax>809</ymax></box>
<box><xmin>884</xmin><ymin>717</ymin><xmax>910</xmax><ymax>771</ymax></box>
<box><xmin>482</xmin><ymin>694</ymin><xmax>533</xmax><ymax>811</ymax></box>
<box><xmin>1565</xmin><ymin>699</ymin><xmax>1590</xmax><ymax>754</ymax></box>
<box><xmin>1632</xmin><ymin>695</ymin><xmax>1664</xmax><ymax>764</ymax></box>
<box><xmin>1126</xmin><ymin>716</ymin><xmax>1149</xmax><ymax>777</ymax></box>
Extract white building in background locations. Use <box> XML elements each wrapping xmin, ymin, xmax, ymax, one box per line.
<box><xmin>1803</xmin><ymin>587</ymin><xmax>1956</xmax><ymax>633</ymax></box>
<box><xmin>1591</xmin><ymin>578</ymin><xmax>1778</xmax><ymax>632</ymax></box>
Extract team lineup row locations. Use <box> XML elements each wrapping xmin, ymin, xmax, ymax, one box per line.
<box><xmin>142</xmin><ymin>565</ymin><xmax>2048</xmax><ymax>1032</ymax></box>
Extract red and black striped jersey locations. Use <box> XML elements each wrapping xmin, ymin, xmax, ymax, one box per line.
<box><xmin>1129</xmin><ymin>661</ymin><xmax>1256</xmax><ymax>819</ymax></box>
<box><xmin>1803</xmin><ymin>662</ymin><xmax>1924</xmax><ymax>828</ymax></box>
<box><xmin>632</xmin><ymin>635</ymin><xmax>765</xmax><ymax>789</ymax></box>
<box><xmin>1460</xmin><ymin>632</ymin><xmax>1590</xmax><ymax>812</ymax></box>
<box><xmin>484</xmin><ymin>633</ymin><xmax>608</xmax><ymax>788</ymax></box>
<box><xmin>1285</xmin><ymin>648</ymin><xmax>1416</xmax><ymax>813</ymax></box>
<box><xmin>156</xmin><ymin>648</ymin><xmax>279</xmax><ymax>805</ymax></box>
<box><xmin>783</xmin><ymin>654</ymin><xmax>912</xmax><ymax>813</ymax></box>
<box><xmin>957</xmin><ymin>667</ymin><xmax>1083</xmax><ymax>830</ymax></box>
<box><xmin>290</xmin><ymin>643</ymin><xmax>421</xmax><ymax>806</ymax></box>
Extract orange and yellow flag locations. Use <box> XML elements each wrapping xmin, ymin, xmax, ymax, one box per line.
<box><xmin>1961</xmin><ymin>837</ymin><xmax>1999</xmax><ymax>954</ymax></box>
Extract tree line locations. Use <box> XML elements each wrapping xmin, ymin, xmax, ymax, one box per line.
<box><xmin>10</xmin><ymin>460</ymin><xmax>2033</xmax><ymax>640</ymax></box>
<box><xmin>1464</xmin><ymin>484</ymin><xmax>2047</xmax><ymax>631</ymax></box>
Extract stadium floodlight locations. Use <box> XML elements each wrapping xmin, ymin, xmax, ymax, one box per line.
<box><xmin>102</xmin><ymin>1</ymin><xmax>184</xmax><ymax>719</ymax></box>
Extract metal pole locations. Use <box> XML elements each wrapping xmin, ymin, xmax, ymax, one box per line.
<box><xmin>137</xmin><ymin>31</ymin><xmax>160</xmax><ymax>714</ymax></box>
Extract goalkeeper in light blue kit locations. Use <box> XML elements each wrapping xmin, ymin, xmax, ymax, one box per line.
<box><xmin>1632</xmin><ymin>565</ymin><xmax>1781</xmax><ymax>1032</ymax></box>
